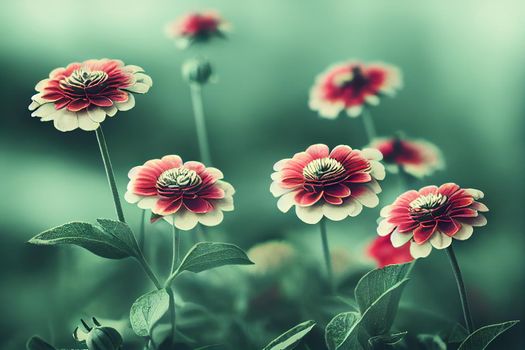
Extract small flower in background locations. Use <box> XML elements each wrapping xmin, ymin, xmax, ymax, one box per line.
<box><xmin>247</xmin><ymin>241</ymin><xmax>296</xmax><ymax>276</ymax></box>
<box><xmin>367</xmin><ymin>234</ymin><xmax>414</xmax><ymax>268</ymax></box>
<box><xmin>166</xmin><ymin>11</ymin><xmax>229</xmax><ymax>48</ymax></box>
<box><xmin>270</xmin><ymin>144</ymin><xmax>385</xmax><ymax>224</ymax></box>
<box><xmin>29</xmin><ymin>59</ymin><xmax>152</xmax><ymax>132</ymax></box>
<box><xmin>369</xmin><ymin>136</ymin><xmax>444</xmax><ymax>178</ymax></box>
<box><xmin>377</xmin><ymin>183</ymin><xmax>488</xmax><ymax>259</ymax></box>
<box><xmin>309</xmin><ymin>61</ymin><xmax>402</xmax><ymax>118</ymax></box>
<box><xmin>125</xmin><ymin>155</ymin><xmax>234</xmax><ymax>230</ymax></box>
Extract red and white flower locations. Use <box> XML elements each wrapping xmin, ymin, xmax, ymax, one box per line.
<box><xmin>366</xmin><ymin>234</ymin><xmax>414</xmax><ymax>268</ymax></box>
<box><xmin>369</xmin><ymin>137</ymin><xmax>444</xmax><ymax>178</ymax></box>
<box><xmin>309</xmin><ymin>61</ymin><xmax>402</xmax><ymax>118</ymax></box>
<box><xmin>125</xmin><ymin>155</ymin><xmax>234</xmax><ymax>231</ymax></box>
<box><xmin>270</xmin><ymin>144</ymin><xmax>385</xmax><ymax>224</ymax></box>
<box><xmin>377</xmin><ymin>183</ymin><xmax>488</xmax><ymax>259</ymax></box>
<box><xmin>166</xmin><ymin>11</ymin><xmax>228</xmax><ymax>48</ymax></box>
<box><xmin>29</xmin><ymin>59</ymin><xmax>152</xmax><ymax>132</ymax></box>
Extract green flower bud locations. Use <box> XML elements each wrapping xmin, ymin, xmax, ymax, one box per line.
<box><xmin>73</xmin><ymin>317</ymin><xmax>123</xmax><ymax>350</ymax></box>
<box><xmin>182</xmin><ymin>58</ymin><xmax>213</xmax><ymax>85</ymax></box>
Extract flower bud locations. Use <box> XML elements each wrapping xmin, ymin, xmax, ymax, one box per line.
<box><xmin>73</xmin><ymin>318</ymin><xmax>123</xmax><ymax>350</ymax></box>
<box><xmin>182</xmin><ymin>58</ymin><xmax>213</xmax><ymax>84</ymax></box>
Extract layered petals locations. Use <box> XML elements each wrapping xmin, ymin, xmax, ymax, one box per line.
<box><xmin>377</xmin><ymin>183</ymin><xmax>488</xmax><ymax>259</ymax></box>
<box><xmin>309</xmin><ymin>61</ymin><xmax>402</xmax><ymax>119</ymax></box>
<box><xmin>125</xmin><ymin>155</ymin><xmax>234</xmax><ymax>231</ymax></box>
<box><xmin>369</xmin><ymin>136</ymin><xmax>444</xmax><ymax>178</ymax></box>
<box><xmin>29</xmin><ymin>59</ymin><xmax>152</xmax><ymax>132</ymax></box>
<box><xmin>270</xmin><ymin>144</ymin><xmax>385</xmax><ymax>224</ymax></box>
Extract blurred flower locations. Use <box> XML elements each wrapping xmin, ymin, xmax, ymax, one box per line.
<box><xmin>125</xmin><ymin>155</ymin><xmax>234</xmax><ymax>230</ymax></box>
<box><xmin>377</xmin><ymin>183</ymin><xmax>488</xmax><ymax>259</ymax></box>
<box><xmin>309</xmin><ymin>61</ymin><xmax>402</xmax><ymax>118</ymax></box>
<box><xmin>330</xmin><ymin>247</ymin><xmax>358</xmax><ymax>278</ymax></box>
<box><xmin>270</xmin><ymin>144</ymin><xmax>385</xmax><ymax>224</ymax></box>
<box><xmin>366</xmin><ymin>234</ymin><xmax>414</xmax><ymax>268</ymax></box>
<box><xmin>29</xmin><ymin>59</ymin><xmax>152</xmax><ymax>132</ymax></box>
<box><xmin>166</xmin><ymin>11</ymin><xmax>229</xmax><ymax>48</ymax></box>
<box><xmin>369</xmin><ymin>136</ymin><xmax>444</xmax><ymax>178</ymax></box>
<box><xmin>247</xmin><ymin>241</ymin><xmax>296</xmax><ymax>275</ymax></box>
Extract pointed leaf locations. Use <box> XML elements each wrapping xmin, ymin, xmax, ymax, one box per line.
<box><xmin>368</xmin><ymin>331</ymin><xmax>407</xmax><ymax>348</ymax></box>
<box><xmin>130</xmin><ymin>289</ymin><xmax>170</xmax><ymax>337</ymax></box>
<box><xmin>263</xmin><ymin>320</ymin><xmax>316</xmax><ymax>350</ymax></box>
<box><xmin>97</xmin><ymin>218</ymin><xmax>140</xmax><ymax>255</ymax></box>
<box><xmin>457</xmin><ymin>321</ymin><xmax>519</xmax><ymax>350</ymax></box>
<box><xmin>325</xmin><ymin>312</ymin><xmax>361</xmax><ymax>350</ymax></box>
<box><xmin>175</xmin><ymin>242</ymin><xmax>253</xmax><ymax>275</ymax></box>
<box><xmin>28</xmin><ymin>222</ymin><xmax>130</xmax><ymax>259</ymax></box>
<box><xmin>443</xmin><ymin>323</ymin><xmax>469</xmax><ymax>344</ymax></box>
<box><xmin>26</xmin><ymin>336</ymin><xmax>56</xmax><ymax>350</ymax></box>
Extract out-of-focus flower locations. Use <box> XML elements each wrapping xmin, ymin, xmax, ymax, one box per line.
<box><xmin>125</xmin><ymin>155</ymin><xmax>234</xmax><ymax>230</ymax></box>
<box><xmin>182</xmin><ymin>58</ymin><xmax>213</xmax><ymax>85</ymax></box>
<box><xmin>309</xmin><ymin>61</ymin><xmax>402</xmax><ymax>118</ymax></box>
<box><xmin>330</xmin><ymin>247</ymin><xmax>358</xmax><ymax>278</ymax></box>
<box><xmin>369</xmin><ymin>136</ymin><xmax>444</xmax><ymax>178</ymax></box>
<box><xmin>247</xmin><ymin>241</ymin><xmax>296</xmax><ymax>275</ymax></box>
<box><xmin>377</xmin><ymin>183</ymin><xmax>488</xmax><ymax>259</ymax></box>
<box><xmin>166</xmin><ymin>11</ymin><xmax>229</xmax><ymax>48</ymax></box>
<box><xmin>29</xmin><ymin>59</ymin><xmax>152</xmax><ymax>132</ymax></box>
<box><xmin>366</xmin><ymin>234</ymin><xmax>414</xmax><ymax>268</ymax></box>
<box><xmin>270</xmin><ymin>144</ymin><xmax>385</xmax><ymax>224</ymax></box>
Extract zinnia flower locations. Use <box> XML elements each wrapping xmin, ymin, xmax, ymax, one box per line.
<box><xmin>309</xmin><ymin>61</ymin><xmax>402</xmax><ymax>118</ymax></box>
<box><xmin>369</xmin><ymin>136</ymin><xmax>444</xmax><ymax>178</ymax></box>
<box><xmin>29</xmin><ymin>59</ymin><xmax>152</xmax><ymax>132</ymax></box>
<box><xmin>366</xmin><ymin>234</ymin><xmax>414</xmax><ymax>268</ymax></box>
<box><xmin>166</xmin><ymin>11</ymin><xmax>228</xmax><ymax>48</ymax></box>
<box><xmin>270</xmin><ymin>144</ymin><xmax>385</xmax><ymax>224</ymax></box>
<box><xmin>124</xmin><ymin>155</ymin><xmax>234</xmax><ymax>230</ymax></box>
<box><xmin>377</xmin><ymin>183</ymin><xmax>488</xmax><ymax>258</ymax></box>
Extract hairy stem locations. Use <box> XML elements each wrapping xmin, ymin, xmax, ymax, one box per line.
<box><xmin>190</xmin><ymin>83</ymin><xmax>212</xmax><ymax>165</ymax></box>
<box><xmin>446</xmin><ymin>246</ymin><xmax>474</xmax><ymax>333</ymax></box>
<box><xmin>95</xmin><ymin>127</ymin><xmax>125</xmax><ymax>222</ymax></box>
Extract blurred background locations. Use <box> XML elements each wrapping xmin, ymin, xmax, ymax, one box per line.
<box><xmin>0</xmin><ymin>0</ymin><xmax>524</xmax><ymax>348</ymax></box>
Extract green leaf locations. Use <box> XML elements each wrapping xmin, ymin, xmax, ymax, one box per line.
<box><xmin>325</xmin><ymin>312</ymin><xmax>361</xmax><ymax>350</ymax></box>
<box><xmin>457</xmin><ymin>321</ymin><xmax>519</xmax><ymax>350</ymax></box>
<box><xmin>368</xmin><ymin>331</ymin><xmax>407</xmax><ymax>348</ymax></box>
<box><xmin>417</xmin><ymin>334</ymin><xmax>447</xmax><ymax>350</ymax></box>
<box><xmin>263</xmin><ymin>320</ymin><xmax>316</xmax><ymax>350</ymax></box>
<box><xmin>130</xmin><ymin>289</ymin><xmax>170</xmax><ymax>337</ymax></box>
<box><xmin>175</xmin><ymin>242</ymin><xmax>253</xmax><ymax>275</ymax></box>
<box><xmin>329</xmin><ymin>279</ymin><xmax>410</xmax><ymax>350</ymax></box>
<box><xmin>26</xmin><ymin>336</ymin><xmax>56</xmax><ymax>350</ymax></box>
<box><xmin>443</xmin><ymin>323</ymin><xmax>469</xmax><ymax>344</ymax></box>
<box><xmin>96</xmin><ymin>218</ymin><xmax>140</xmax><ymax>255</ymax></box>
<box><xmin>355</xmin><ymin>263</ymin><xmax>411</xmax><ymax>335</ymax></box>
<box><xmin>28</xmin><ymin>222</ymin><xmax>131</xmax><ymax>259</ymax></box>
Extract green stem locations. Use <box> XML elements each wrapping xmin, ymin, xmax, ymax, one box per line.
<box><xmin>190</xmin><ymin>83</ymin><xmax>212</xmax><ymax>165</ymax></box>
<box><xmin>361</xmin><ymin>109</ymin><xmax>377</xmax><ymax>143</ymax></box>
<box><xmin>319</xmin><ymin>218</ymin><xmax>335</xmax><ymax>293</ymax></box>
<box><xmin>167</xmin><ymin>287</ymin><xmax>177</xmax><ymax>345</ymax></box>
<box><xmin>95</xmin><ymin>127</ymin><xmax>125</xmax><ymax>222</ymax></box>
<box><xmin>170</xmin><ymin>225</ymin><xmax>181</xmax><ymax>275</ymax></box>
<box><xmin>446</xmin><ymin>246</ymin><xmax>474</xmax><ymax>333</ymax></box>
<box><xmin>136</xmin><ymin>253</ymin><xmax>162</xmax><ymax>290</ymax></box>
<box><xmin>138</xmin><ymin>209</ymin><xmax>146</xmax><ymax>251</ymax></box>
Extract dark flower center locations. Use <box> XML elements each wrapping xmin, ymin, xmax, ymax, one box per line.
<box><xmin>303</xmin><ymin>157</ymin><xmax>345</xmax><ymax>182</ymax></box>
<box><xmin>60</xmin><ymin>69</ymin><xmax>108</xmax><ymax>91</ymax></box>
<box><xmin>409</xmin><ymin>193</ymin><xmax>448</xmax><ymax>221</ymax></box>
<box><xmin>335</xmin><ymin>66</ymin><xmax>369</xmax><ymax>95</ymax></box>
<box><xmin>156</xmin><ymin>167</ymin><xmax>202</xmax><ymax>195</ymax></box>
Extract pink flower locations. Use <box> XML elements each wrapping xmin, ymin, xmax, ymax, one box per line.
<box><xmin>125</xmin><ymin>155</ymin><xmax>234</xmax><ymax>230</ymax></box>
<box><xmin>366</xmin><ymin>234</ymin><xmax>414</xmax><ymax>268</ymax></box>
<box><xmin>270</xmin><ymin>144</ymin><xmax>385</xmax><ymax>224</ymax></box>
<box><xmin>369</xmin><ymin>137</ymin><xmax>444</xmax><ymax>178</ymax></box>
<box><xmin>377</xmin><ymin>183</ymin><xmax>488</xmax><ymax>259</ymax></box>
<box><xmin>309</xmin><ymin>61</ymin><xmax>402</xmax><ymax>118</ymax></box>
<box><xmin>29</xmin><ymin>59</ymin><xmax>152</xmax><ymax>132</ymax></box>
<box><xmin>166</xmin><ymin>11</ymin><xmax>228</xmax><ymax>48</ymax></box>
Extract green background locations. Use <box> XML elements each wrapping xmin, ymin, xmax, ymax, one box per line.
<box><xmin>0</xmin><ymin>0</ymin><xmax>523</xmax><ymax>348</ymax></box>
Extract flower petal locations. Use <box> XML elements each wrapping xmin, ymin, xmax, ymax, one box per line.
<box><xmin>410</xmin><ymin>241</ymin><xmax>432</xmax><ymax>259</ymax></box>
